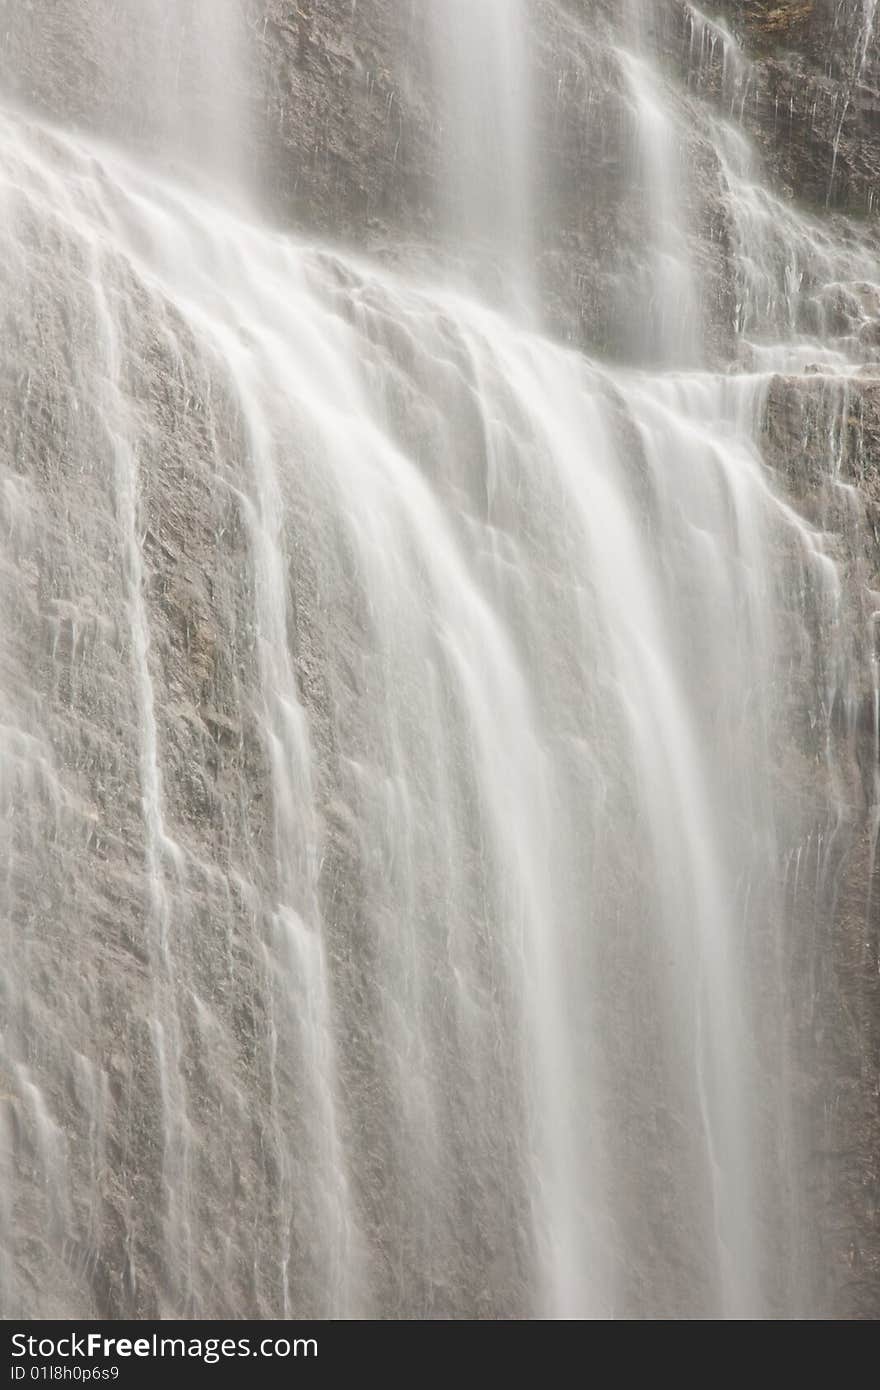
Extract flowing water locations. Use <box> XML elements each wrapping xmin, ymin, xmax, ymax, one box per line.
<box><xmin>0</xmin><ymin>1</ymin><xmax>878</xmax><ymax>1319</ymax></box>
<box><xmin>429</xmin><ymin>0</ymin><xmax>533</xmax><ymax>287</ymax></box>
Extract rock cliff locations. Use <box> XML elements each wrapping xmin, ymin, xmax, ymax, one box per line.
<box><xmin>0</xmin><ymin>0</ymin><xmax>878</xmax><ymax>1318</ymax></box>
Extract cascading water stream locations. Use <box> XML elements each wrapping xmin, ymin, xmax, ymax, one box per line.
<box><xmin>428</xmin><ymin>0</ymin><xmax>534</xmax><ymax>313</ymax></box>
<box><xmin>0</xmin><ymin>0</ymin><xmax>878</xmax><ymax>1320</ymax></box>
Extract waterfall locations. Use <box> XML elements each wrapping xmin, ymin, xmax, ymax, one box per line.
<box><xmin>428</xmin><ymin>0</ymin><xmax>534</xmax><ymax>306</ymax></box>
<box><xmin>0</xmin><ymin>1</ymin><xmax>878</xmax><ymax>1320</ymax></box>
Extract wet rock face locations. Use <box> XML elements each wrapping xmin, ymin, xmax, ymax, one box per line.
<box><xmin>762</xmin><ymin>371</ymin><xmax>880</xmax><ymax>1316</ymax></box>
<box><xmin>0</xmin><ymin>1</ymin><xmax>736</xmax><ymax>358</ymax></box>
<box><xmin>0</xmin><ymin>3</ymin><xmax>845</xmax><ymax>357</ymax></box>
<box><xmin>0</xmin><ymin>2</ymin><xmax>874</xmax><ymax>255</ymax></box>
<box><xmin>0</xmin><ymin>0</ymin><xmax>879</xmax><ymax>1319</ymax></box>
<box><xmin>710</xmin><ymin>0</ymin><xmax>880</xmax><ymax>210</ymax></box>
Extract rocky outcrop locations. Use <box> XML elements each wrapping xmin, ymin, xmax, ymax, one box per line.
<box><xmin>709</xmin><ymin>0</ymin><xmax>880</xmax><ymax>211</ymax></box>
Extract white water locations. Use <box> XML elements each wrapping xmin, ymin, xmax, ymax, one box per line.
<box><xmin>0</xmin><ymin>1</ymin><xmax>878</xmax><ymax>1319</ymax></box>
<box><xmin>428</xmin><ymin>0</ymin><xmax>534</xmax><ymax>309</ymax></box>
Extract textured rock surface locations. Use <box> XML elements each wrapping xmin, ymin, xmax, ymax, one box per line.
<box><xmin>0</xmin><ymin>0</ymin><xmax>879</xmax><ymax>1318</ymax></box>
<box><xmin>762</xmin><ymin>370</ymin><xmax>880</xmax><ymax>1315</ymax></box>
